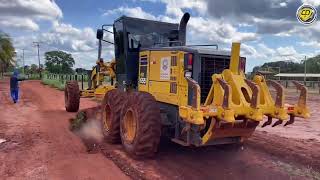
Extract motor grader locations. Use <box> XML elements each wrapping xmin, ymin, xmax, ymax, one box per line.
<box><xmin>64</xmin><ymin>13</ymin><xmax>310</xmax><ymax>158</ymax></box>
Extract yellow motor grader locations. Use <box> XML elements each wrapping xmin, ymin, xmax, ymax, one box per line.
<box><xmin>64</xmin><ymin>13</ymin><xmax>310</xmax><ymax>158</ymax></box>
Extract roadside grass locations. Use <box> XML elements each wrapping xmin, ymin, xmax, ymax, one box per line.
<box><xmin>41</xmin><ymin>78</ymin><xmax>65</xmax><ymax>91</ymax></box>
<box><xmin>273</xmin><ymin>160</ymin><xmax>320</xmax><ymax>180</ymax></box>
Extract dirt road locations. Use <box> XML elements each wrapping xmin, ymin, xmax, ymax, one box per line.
<box><xmin>0</xmin><ymin>79</ymin><xmax>129</xmax><ymax>180</ymax></box>
<box><xmin>1</xmin><ymin>79</ymin><xmax>320</xmax><ymax>180</ymax></box>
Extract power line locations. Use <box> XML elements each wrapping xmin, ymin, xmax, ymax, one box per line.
<box><xmin>33</xmin><ymin>42</ymin><xmax>43</xmax><ymax>78</ymax></box>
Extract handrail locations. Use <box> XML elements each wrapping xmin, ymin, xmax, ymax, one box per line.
<box><xmin>186</xmin><ymin>44</ymin><xmax>218</xmax><ymax>50</ymax></box>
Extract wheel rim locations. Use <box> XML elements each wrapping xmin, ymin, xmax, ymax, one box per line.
<box><xmin>123</xmin><ymin>109</ymin><xmax>137</xmax><ymax>143</ymax></box>
<box><xmin>103</xmin><ymin>105</ymin><xmax>112</xmax><ymax>132</ymax></box>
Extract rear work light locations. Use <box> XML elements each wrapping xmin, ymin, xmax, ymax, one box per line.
<box><xmin>288</xmin><ymin>106</ymin><xmax>295</xmax><ymax>112</ymax></box>
<box><xmin>184</xmin><ymin>53</ymin><xmax>193</xmax><ymax>70</ymax></box>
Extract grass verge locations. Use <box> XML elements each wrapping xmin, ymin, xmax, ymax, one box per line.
<box><xmin>41</xmin><ymin>78</ymin><xmax>65</xmax><ymax>91</ymax></box>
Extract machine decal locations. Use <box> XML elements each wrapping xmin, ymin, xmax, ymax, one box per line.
<box><xmin>160</xmin><ymin>57</ymin><xmax>171</xmax><ymax>80</ymax></box>
<box><xmin>139</xmin><ymin>57</ymin><xmax>148</xmax><ymax>84</ymax></box>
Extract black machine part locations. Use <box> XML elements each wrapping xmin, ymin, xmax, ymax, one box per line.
<box><xmin>95</xmin><ymin>13</ymin><xmax>191</xmax><ymax>91</ymax></box>
<box><xmin>178</xmin><ymin>13</ymin><xmax>190</xmax><ymax>46</ymax></box>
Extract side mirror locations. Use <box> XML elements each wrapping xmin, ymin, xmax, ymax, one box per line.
<box><xmin>96</xmin><ymin>29</ymin><xmax>103</xmax><ymax>40</ymax></box>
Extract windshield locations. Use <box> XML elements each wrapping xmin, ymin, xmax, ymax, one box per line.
<box><xmin>123</xmin><ymin>18</ymin><xmax>179</xmax><ymax>49</ymax></box>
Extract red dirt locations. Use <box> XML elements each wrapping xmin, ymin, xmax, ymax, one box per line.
<box><xmin>1</xmin><ymin>78</ymin><xmax>320</xmax><ymax>180</ymax></box>
<box><xmin>255</xmin><ymin>92</ymin><xmax>320</xmax><ymax>141</ymax></box>
<box><xmin>0</xmin><ymin>78</ymin><xmax>129</xmax><ymax>180</ymax></box>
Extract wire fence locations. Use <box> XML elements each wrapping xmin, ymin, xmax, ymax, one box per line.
<box><xmin>42</xmin><ymin>73</ymin><xmax>90</xmax><ymax>90</ymax></box>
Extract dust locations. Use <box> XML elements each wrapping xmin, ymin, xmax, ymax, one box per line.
<box><xmin>77</xmin><ymin>119</ymin><xmax>103</xmax><ymax>143</ymax></box>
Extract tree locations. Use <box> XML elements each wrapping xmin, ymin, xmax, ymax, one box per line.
<box><xmin>30</xmin><ymin>64</ymin><xmax>39</xmax><ymax>74</ymax></box>
<box><xmin>75</xmin><ymin>68</ymin><xmax>88</xmax><ymax>74</ymax></box>
<box><xmin>0</xmin><ymin>31</ymin><xmax>16</xmax><ymax>75</ymax></box>
<box><xmin>45</xmin><ymin>51</ymin><xmax>75</xmax><ymax>74</ymax></box>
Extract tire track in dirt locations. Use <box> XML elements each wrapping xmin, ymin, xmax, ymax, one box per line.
<box><xmin>79</xmin><ymin>107</ymin><xmax>320</xmax><ymax>180</ymax></box>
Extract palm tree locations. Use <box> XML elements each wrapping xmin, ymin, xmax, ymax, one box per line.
<box><xmin>0</xmin><ymin>31</ymin><xmax>16</xmax><ymax>75</ymax></box>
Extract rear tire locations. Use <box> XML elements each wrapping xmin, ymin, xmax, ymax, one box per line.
<box><xmin>101</xmin><ymin>89</ymin><xmax>125</xmax><ymax>143</ymax></box>
<box><xmin>120</xmin><ymin>92</ymin><xmax>161</xmax><ymax>158</ymax></box>
<box><xmin>65</xmin><ymin>81</ymin><xmax>80</xmax><ymax>112</ymax></box>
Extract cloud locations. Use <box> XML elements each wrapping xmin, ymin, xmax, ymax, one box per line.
<box><xmin>0</xmin><ymin>17</ymin><xmax>39</xmax><ymax>31</ymax></box>
<box><xmin>302</xmin><ymin>0</ymin><xmax>320</xmax><ymax>6</ymax></box>
<box><xmin>103</xmin><ymin>6</ymin><xmax>156</xmax><ymax>20</ymax></box>
<box><xmin>187</xmin><ymin>16</ymin><xmax>258</xmax><ymax>44</ymax></box>
<box><xmin>40</xmin><ymin>22</ymin><xmax>98</xmax><ymax>52</ymax></box>
<box><xmin>103</xmin><ymin>6</ymin><xmax>259</xmax><ymax>44</ymax></box>
<box><xmin>207</xmin><ymin>0</ymin><xmax>301</xmax><ymax>22</ymax></box>
<box><xmin>13</xmin><ymin>22</ymin><xmax>115</xmax><ymax>70</ymax></box>
<box><xmin>0</xmin><ymin>0</ymin><xmax>62</xmax><ymax>31</ymax></box>
<box><xmin>299</xmin><ymin>41</ymin><xmax>320</xmax><ymax>48</ymax></box>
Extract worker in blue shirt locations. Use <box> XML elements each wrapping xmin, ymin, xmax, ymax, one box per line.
<box><xmin>10</xmin><ymin>70</ymin><xmax>21</xmax><ymax>103</ymax></box>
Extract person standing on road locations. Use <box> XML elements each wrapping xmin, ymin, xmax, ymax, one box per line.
<box><xmin>10</xmin><ymin>70</ymin><xmax>21</xmax><ymax>103</ymax></box>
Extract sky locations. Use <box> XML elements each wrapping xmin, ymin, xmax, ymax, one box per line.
<box><xmin>1</xmin><ymin>0</ymin><xmax>320</xmax><ymax>72</ymax></box>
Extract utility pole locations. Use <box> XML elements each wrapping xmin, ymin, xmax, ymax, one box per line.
<box><xmin>304</xmin><ymin>56</ymin><xmax>307</xmax><ymax>85</ymax></box>
<box><xmin>33</xmin><ymin>42</ymin><xmax>42</xmax><ymax>78</ymax></box>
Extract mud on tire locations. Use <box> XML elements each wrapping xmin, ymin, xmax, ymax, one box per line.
<box><xmin>101</xmin><ymin>89</ymin><xmax>125</xmax><ymax>143</ymax></box>
<box><xmin>65</xmin><ymin>81</ymin><xmax>80</xmax><ymax>112</ymax></box>
<box><xmin>120</xmin><ymin>92</ymin><xmax>161</xmax><ymax>158</ymax></box>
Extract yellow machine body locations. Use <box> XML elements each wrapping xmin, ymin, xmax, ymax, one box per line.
<box><xmin>137</xmin><ymin>42</ymin><xmax>310</xmax><ymax>146</ymax></box>
<box><xmin>80</xmin><ymin>60</ymin><xmax>116</xmax><ymax>99</ymax></box>
<box><xmin>66</xmin><ymin>13</ymin><xmax>310</xmax><ymax>152</ymax></box>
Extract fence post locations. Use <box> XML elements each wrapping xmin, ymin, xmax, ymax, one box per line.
<box><xmin>81</xmin><ymin>75</ymin><xmax>84</xmax><ymax>90</ymax></box>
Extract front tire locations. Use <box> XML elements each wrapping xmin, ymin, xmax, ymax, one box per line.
<box><xmin>65</xmin><ymin>81</ymin><xmax>80</xmax><ymax>112</ymax></box>
<box><xmin>101</xmin><ymin>89</ymin><xmax>125</xmax><ymax>143</ymax></box>
<box><xmin>120</xmin><ymin>92</ymin><xmax>161</xmax><ymax>158</ymax></box>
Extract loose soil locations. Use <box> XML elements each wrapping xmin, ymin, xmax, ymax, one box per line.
<box><xmin>0</xmin><ymin>78</ymin><xmax>129</xmax><ymax>180</ymax></box>
<box><xmin>1</xmin><ymin>79</ymin><xmax>320</xmax><ymax>180</ymax></box>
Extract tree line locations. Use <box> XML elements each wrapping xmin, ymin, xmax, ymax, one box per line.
<box><xmin>252</xmin><ymin>55</ymin><xmax>320</xmax><ymax>74</ymax></box>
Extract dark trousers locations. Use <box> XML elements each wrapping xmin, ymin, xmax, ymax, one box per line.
<box><xmin>10</xmin><ymin>88</ymin><xmax>19</xmax><ymax>103</ymax></box>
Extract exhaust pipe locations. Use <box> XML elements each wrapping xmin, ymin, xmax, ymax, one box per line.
<box><xmin>178</xmin><ymin>13</ymin><xmax>190</xmax><ymax>46</ymax></box>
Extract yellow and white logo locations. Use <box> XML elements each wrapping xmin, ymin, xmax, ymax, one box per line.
<box><xmin>296</xmin><ymin>4</ymin><xmax>317</xmax><ymax>25</ymax></box>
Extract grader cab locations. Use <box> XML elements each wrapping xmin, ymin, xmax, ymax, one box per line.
<box><xmin>64</xmin><ymin>13</ymin><xmax>310</xmax><ymax>158</ymax></box>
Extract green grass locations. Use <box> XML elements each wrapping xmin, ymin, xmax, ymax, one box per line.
<box><xmin>41</xmin><ymin>78</ymin><xmax>65</xmax><ymax>91</ymax></box>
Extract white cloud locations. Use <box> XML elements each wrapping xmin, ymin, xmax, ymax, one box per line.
<box><xmin>13</xmin><ymin>22</ymin><xmax>115</xmax><ymax>70</ymax></box>
<box><xmin>299</xmin><ymin>41</ymin><xmax>320</xmax><ymax>48</ymax></box>
<box><xmin>276</xmin><ymin>46</ymin><xmax>297</xmax><ymax>56</ymax></box>
<box><xmin>0</xmin><ymin>17</ymin><xmax>39</xmax><ymax>31</ymax></box>
<box><xmin>302</xmin><ymin>0</ymin><xmax>320</xmax><ymax>6</ymax></box>
<box><xmin>188</xmin><ymin>17</ymin><xmax>258</xmax><ymax>44</ymax></box>
<box><xmin>103</xmin><ymin>6</ymin><xmax>156</xmax><ymax>20</ymax></box>
<box><xmin>138</xmin><ymin>0</ymin><xmax>207</xmax><ymax>14</ymax></box>
<box><xmin>0</xmin><ymin>0</ymin><xmax>62</xmax><ymax>31</ymax></box>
